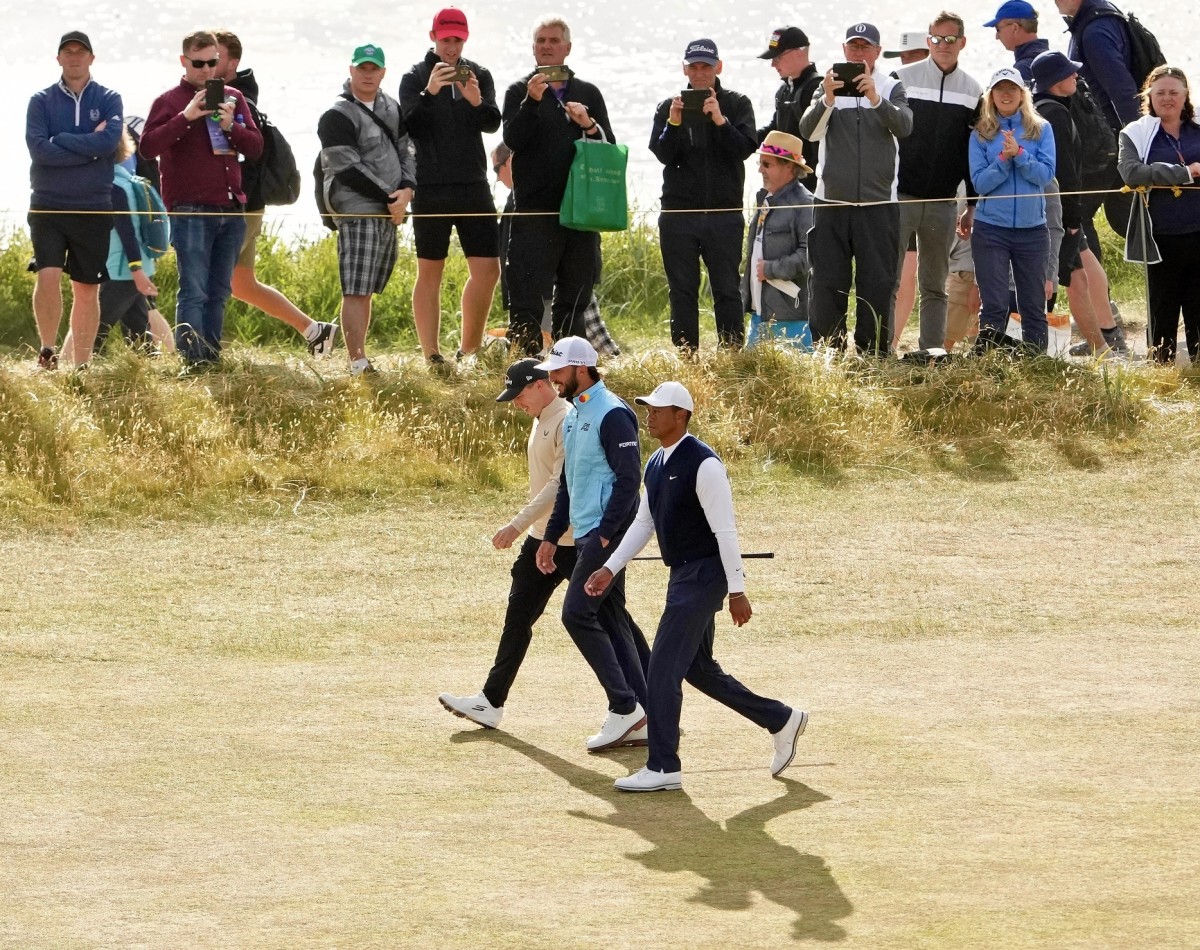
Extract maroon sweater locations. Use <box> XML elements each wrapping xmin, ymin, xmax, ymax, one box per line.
<box><xmin>140</xmin><ymin>79</ymin><xmax>263</xmax><ymax>210</ymax></box>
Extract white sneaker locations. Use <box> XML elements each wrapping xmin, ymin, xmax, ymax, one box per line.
<box><xmin>770</xmin><ymin>708</ymin><xmax>808</xmax><ymax>777</ymax></box>
<box><xmin>614</xmin><ymin>767</ymin><xmax>682</xmax><ymax>793</ymax></box>
<box><xmin>585</xmin><ymin>703</ymin><xmax>647</xmax><ymax>752</ymax></box>
<box><xmin>624</xmin><ymin>724</ymin><xmax>648</xmax><ymax>747</ymax></box>
<box><xmin>438</xmin><ymin>691</ymin><xmax>503</xmax><ymax>729</ymax></box>
<box><xmin>307</xmin><ymin>321</ymin><xmax>340</xmax><ymax>357</ymax></box>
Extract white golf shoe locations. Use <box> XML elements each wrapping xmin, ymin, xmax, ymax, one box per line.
<box><xmin>614</xmin><ymin>767</ymin><xmax>683</xmax><ymax>792</ymax></box>
<box><xmin>438</xmin><ymin>691</ymin><xmax>503</xmax><ymax>729</ymax></box>
<box><xmin>585</xmin><ymin>703</ymin><xmax>647</xmax><ymax>752</ymax></box>
<box><xmin>770</xmin><ymin>708</ymin><xmax>808</xmax><ymax>777</ymax></box>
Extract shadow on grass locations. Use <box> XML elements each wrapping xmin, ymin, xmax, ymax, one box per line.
<box><xmin>454</xmin><ymin>730</ymin><xmax>852</xmax><ymax>942</ymax></box>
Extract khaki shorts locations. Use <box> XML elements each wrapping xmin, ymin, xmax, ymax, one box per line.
<box><xmin>236</xmin><ymin>211</ymin><xmax>264</xmax><ymax>268</ymax></box>
<box><xmin>944</xmin><ymin>269</ymin><xmax>979</xmax><ymax>349</ymax></box>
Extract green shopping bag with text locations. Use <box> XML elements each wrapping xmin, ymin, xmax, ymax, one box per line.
<box><xmin>560</xmin><ymin>139</ymin><xmax>629</xmax><ymax>232</ymax></box>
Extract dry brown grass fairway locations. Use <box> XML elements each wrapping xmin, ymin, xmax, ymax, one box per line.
<box><xmin>2</xmin><ymin>462</ymin><xmax>1198</xmax><ymax>948</ymax></box>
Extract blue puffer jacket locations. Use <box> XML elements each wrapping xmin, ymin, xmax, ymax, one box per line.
<box><xmin>970</xmin><ymin>113</ymin><xmax>1055</xmax><ymax>229</ymax></box>
<box><xmin>26</xmin><ymin>79</ymin><xmax>123</xmax><ymax>210</ymax></box>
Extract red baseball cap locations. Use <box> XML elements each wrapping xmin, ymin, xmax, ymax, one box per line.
<box><xmin>432</xmin><ymin>7</ymin><xmax>469</xmax><ymax>39</ymax></box>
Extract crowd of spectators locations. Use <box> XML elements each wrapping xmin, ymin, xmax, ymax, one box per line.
<box><xmin>24</xmin><ymin>6</ymin><xmax>1197</xmax><ymax>370</ymax></box>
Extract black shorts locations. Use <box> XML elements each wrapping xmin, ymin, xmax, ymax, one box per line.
<box><xmin>1057</xmin><ymin>228</ymin><xmax>1085</xmax><ymax>287</ymax></box>
<box><xmin>28</xmin><ymin>205</ymin><xmax>112</xmax><ymax>283</ymax></box>
<box><xmin>411</xmin><ymin>182</ymin><xmax>500</xmax><ymax>260</ymax></box>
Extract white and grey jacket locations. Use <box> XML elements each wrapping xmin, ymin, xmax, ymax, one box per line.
<box><xmin>797</xmin><ymin>68</ymin><xmax>912</xmax><ymax>203</ymax></box>
<box><xmin>317</xmin><ymin>83</ymin><xmax>416</xmax><ymax>218</ymax></box>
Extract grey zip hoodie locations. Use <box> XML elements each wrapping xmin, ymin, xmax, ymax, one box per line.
<box><xmin>797</xmin><ymin>68</ymin><xmax>912</xmax><ymax>203</ymax></box>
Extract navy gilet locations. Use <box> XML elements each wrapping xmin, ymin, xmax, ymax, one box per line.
<box><xmin>644</xmin><ymin>436</ymin><xmax>720</xmax><ymax>567</ymax></box>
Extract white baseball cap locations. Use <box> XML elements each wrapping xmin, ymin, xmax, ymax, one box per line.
<box><xmin>883</xmin><ymin>31</ymin><xmax>929</xmax><ymax>57</ymax></box>
<box><xmin>988</xmin><ymin>66</ymin><xmax>1025</xmax><ymax>90</ymax></box>
<box><xmin>635</xmin><ymin>381</ymin><xmax>694</xmax><ymax>412</ymax></box>
<box><xmin>534</xmin><ymin>336</ymin><xmax>598</xmax><ymax>371</ymax></box>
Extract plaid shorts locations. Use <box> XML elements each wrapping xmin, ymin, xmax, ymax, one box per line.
<box><xmin>337</xmin><ymin>217</ymin><xmax>398</xmax><ymax>296</ymax></box>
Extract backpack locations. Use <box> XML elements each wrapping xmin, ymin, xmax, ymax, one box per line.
<box><xmin>1119</xmin><ymin>10</ymin><xmax>1166</xmax><ymax>89</ymax></box>
<box><xmin>250</xmin><ymin>106</ymin><xmax>302</xmax><ymax>206</ymax></box>
<box><xmin>1087</xmin><ymin>6</ymin><xmax>1166</xmax><ymax>91</ymax></box>
<box><xmin>1069</xmin><ymin>78</ymin><xmax>1118</xmax><ymax>183</ymax></box>
<box><xmin>127</xmin><ymin>173</ymin><xmax>171</xmax><ymax>259</ymax></box>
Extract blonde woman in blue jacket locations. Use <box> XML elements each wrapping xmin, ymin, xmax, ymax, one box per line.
<box><xmin>969</xmin><ymin>67</ymin><xmax>1056</xmax><ymax>351</ymax></box>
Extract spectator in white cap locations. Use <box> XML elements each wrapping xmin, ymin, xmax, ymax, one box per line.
<box><xmin>884</xmin><ymin>31</ymin><xmax>930</xmax><ymax>64</ymax></box>
<box><xmin>533</xmin><ymin>337</ymin><xmax>650</xmax><ymax>752</ymax></box>
<box><xmin>586</xmin><ymin>380</ymin><xmax>807</xmax><ymax>792</ymax></box>
<box><xmin>742</xmin><ymin>131</ymin><xmax>814</xmax><ymax>347</ymax></box>
<box><xmin>799</xmin><ymin>22</ymin><xmax>912</xmax><ymax>356</ymax></box>
<box><xmin>969</xmin><ymin>66</ymin><xmax>1055</xmax><ymax>351</ymax></box>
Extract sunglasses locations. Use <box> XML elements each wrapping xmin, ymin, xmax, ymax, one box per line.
<box><xmin>928</xmin><ymin>34</ymin><xmax>962</xmax><ymax>45</ymax></box>
<box><xmin>189</xmin><ymin>58</ymin><xmax>220</xmax><ymax>69</ymax></box>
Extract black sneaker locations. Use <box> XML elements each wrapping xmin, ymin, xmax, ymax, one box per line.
<box><xmin>1101</xmin><ymin>325</ymin><xmax>1129</xmax><ymax>355</ymax></box>
<box><xmin>427</xmin><ymin>352</ymin><xmax>454</xmax><ymax>377</ymax></box>
<box><xmin>37</xmin><ymin>346</ymin><xmax>58</xmax><ymax>370</ymax></box>
<box><xmin>307</xmin><ymin>321</ymin><xmax>340</xmax><ymax>357</ymax></box>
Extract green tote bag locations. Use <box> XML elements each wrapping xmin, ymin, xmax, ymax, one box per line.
<box><xmin>559</xmin><ymin>139</ymin><xmax>629</xmax><ymax>232</ymax></box>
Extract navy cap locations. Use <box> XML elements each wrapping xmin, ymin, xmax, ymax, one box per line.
<box><xmin>683</xmin><ymin>38</ymin><xmax>719</xmax><ymax>65</ymax></box>
<box><xmin>844</xmin><ymin>23</ymin><xmax>881</xmax><ymax>46</ymax></box>
<box><xmin>496</xmin><ymin>358</ymin><xmax>548</xmax><ymax>402</ymax></box>
<box><xmin>984</xmin><ymin>0</ymin><xmax>1038</xmax><ymax>28</ymax></box>
<box><xmin>1031</xmin><ymin>50</ymin><xmax>1082</xmax><ymax>93</ymax></box>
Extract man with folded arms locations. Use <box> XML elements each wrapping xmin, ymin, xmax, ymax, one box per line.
<box><xmin>587</xmin><ymin>380</ymin><xmax>807</xmax><ymax>793</ymax></box>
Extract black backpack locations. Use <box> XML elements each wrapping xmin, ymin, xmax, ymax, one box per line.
<box><xmin>1069</xmin><ymin>78</ymin><xmax>1118</xmax><ymax>183</ymax></box>
<box><xmin>1086</xmin><ymin>6</ymin><xmax>1166</xmax><ymax>91</ymax></box>
<box><xmin>243</xmin><ymin>99</ymin><xmax>301</xmax><ymax>206</ymax></box>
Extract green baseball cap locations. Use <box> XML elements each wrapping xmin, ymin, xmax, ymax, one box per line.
<box><xmin>351</xmin><ymin>43</ymin><xmax>385</xmax><ymax>67</ymax></box>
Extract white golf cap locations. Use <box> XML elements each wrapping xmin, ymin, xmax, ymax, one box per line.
<box><xmin>635</xmin><ymin>381</ymin><xmax>694</xmax><ymax>412</ymax></box>
<box><xmin>534</xmin><ymin>335</ymin><xmax>598</xmax><ymax>371</ymax></box>
<box><xmin>883</xmin><ymin>31</ymin><xmax>928</xmax><ymax>57</ymax></box>
<box><xmin>988</xmin><ymin>66</ymin><xmax>1025</xmax><ymax>90</ymax></box>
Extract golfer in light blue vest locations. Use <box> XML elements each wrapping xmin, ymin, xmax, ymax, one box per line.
<box><xmin>534</xmin><ymin>336</ymin><xmax>650</xmax><ymax>751</ymax></box>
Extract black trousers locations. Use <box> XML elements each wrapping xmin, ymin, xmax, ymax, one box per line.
<box><xmin>482</xmin><ymin>535</ymin><xmax>577</xmax><ymax>709</ymax></box>
<box><xmin>645</xmin><ymin>556</ymin><xmax>790</xmax><ymax>774</ymax></box>
<box><xmin>659</xmin><ymin>211</ymin><xmax>745</xmax><ymax>349</ymax></box>
<box><xmin>506</xmin><ymin>215</ymin><xmax>599</xmax><ymax>356</ymax></box>
<box><xmin>1147</xmin><ymin>231</ymin><xmax>1200</xmax><ymax>363</ymax></box>
<box><xmin>98</xmin><ymin>280</ymin><xmax>151</xmax><ymax>350</ymax></box>
<box><xmin>560</xmin><ymin>529</ymin><xmax>649</xmax><ymax>715</ymax></box>
<box><xmin>808</xmin><ymin>202</ymin><xmax>899</xmax><ymax>356</ymax></box>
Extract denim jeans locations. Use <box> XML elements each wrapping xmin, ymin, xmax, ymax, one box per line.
<box><xmin>972</xmin><ymin>220</ymin><xmax>1050</xmax><ymax>351</ymax></box>
<box><xmin>171</xmin><ymin>205</ymin><xmax>246</xmax><ymax>363</ymax></box>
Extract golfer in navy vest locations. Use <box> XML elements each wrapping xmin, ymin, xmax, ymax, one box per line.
<box><xmin>586</xmin><ymin>381</ymin><xmax>807</xmax><ymax>792</ymax></box>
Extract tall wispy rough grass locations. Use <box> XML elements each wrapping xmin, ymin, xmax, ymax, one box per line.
<box><xmin>1</xmin><ymin>336</ymin><xmax>1195</xmax><ymax>525</ymax></box>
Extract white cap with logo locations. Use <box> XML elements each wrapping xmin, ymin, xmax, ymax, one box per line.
<box><xmin>635</xmin><ymin>381</ymin><xmax>694</xmax><ymax>412</ymax></box>
<box><xmin>534</xmin><ymin>336</ymin><xmax>598</xmax><ymax>371</ymax></box>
